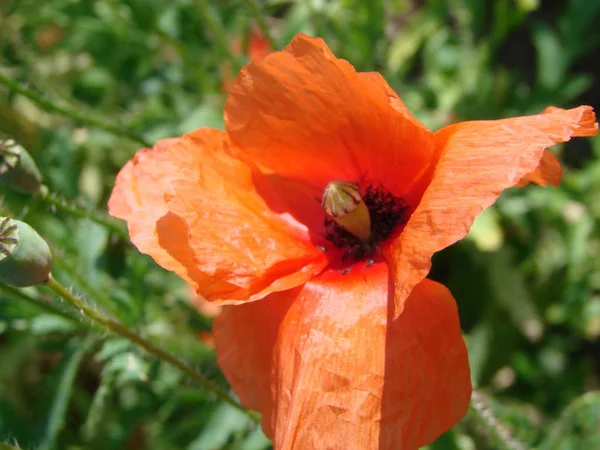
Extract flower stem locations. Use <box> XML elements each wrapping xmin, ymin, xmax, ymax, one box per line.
<box><xmin>0</xmin><ymin>282</ymin><xmax>78</xmax><ymax>322</ymax></box>
<box><xmin>51</xmin><ymin>250</ymin><xmax>122</xmax><ymax>316</ymax></box>
<box><xmin>43</xmin><ymin>273</ymin><xmax>259</xmax><ymax>423</ymax></box>
<box><xmin>0</xmin><ymin>73</ymin><xmax>152</xmax><ymax>148</ymax></box>
<box><xmin>469</xmin><ymin>390</ymin><xmax>526</xmax><ymax>450</ymax></box>
<box><xmin>240</xmin><ymin>0</ymin><xmax>278</xmax><ymax>50</ymax></box>
<box><xmin>36</xmin><ymin>188</ymin><xmax>128</xmax><ymax>239</ymax></box>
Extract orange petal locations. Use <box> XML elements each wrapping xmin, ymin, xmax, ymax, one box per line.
<box><xmin>214</xmin><ymin>263</ymin><xmax>471</xmax><ymax>449</ymax></box>
<box><xmin>109</xmin><ymin>128</ymin><xmax>327</xmax><ymax>302</ymax></box>
<box><xmin>388</xmin><ymin>105</ymin><xmax>598</xmax><ymax>317</ymax></box>
<box><xmin>225</xmin><ymin>34</ymin><xmax>435</xmax><ymax>200</ymax></box>
<box><xmin>213</xmin><ymin>288</ymin><xmax>297</xmax><ymax>436</ymax></box>
<box><xmin>108</xmin><ymin>138</ymin><xmax>234</xmax><ymax>293</ymax></box>
<box><xmin>517</xmin><ymin>150</ymin><xmax>562</xmax><ymax>187</ymax></box>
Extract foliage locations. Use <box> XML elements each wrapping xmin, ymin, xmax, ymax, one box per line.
<box><xmin>0</xmin><ymin>0</ymin><xmax>599</xmax><ymax>448</ymax></box>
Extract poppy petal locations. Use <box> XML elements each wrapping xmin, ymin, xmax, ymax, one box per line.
<box><xmin>213</xmin><ymin>288</ymin><xmax>297</xmax><ymax>438</ymax></box>
<box><xmin>108</xmin><ymin>138</ymin><xmax>236</xmax><ymax>294</ymax></box>
<box><xmin>517</xmin><ymin>151</ymin><xmax>562</xmax><ymax>187</ymax></box>
<box><xmin>225</xmin><ymin>33</ymin><xmax>435</xmax><ymax>200</ymax></box>
<box><xmin>213</xmin><ymin>263</ymin><xmax>471</xmax><ymax>449</ymax></box>
<box><xmin>388</xmin><ymin>105</ymin><xmax>598</xmax><ymax>317</ymax></box>
<box><xmin>109</xmin><ymin>128</ymin><xmax>327</xmax><ymax>302</ymax></box>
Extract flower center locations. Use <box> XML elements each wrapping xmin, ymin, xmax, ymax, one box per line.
<box><xmin>321</xmin><ymin>181</ymin><xmax>408</xmax><ymax>262</ymax></box>
<box><xmin>321</xmin><ymin>181</ymin><xmax>372</xmax><ymax>242</ymax></box>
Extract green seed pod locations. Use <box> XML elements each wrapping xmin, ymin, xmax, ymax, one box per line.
<box><xmin>0</xmin><ymin>138</ymin><xmax>43</xmax><ymax>194</ymax></box>
<box><xmin>0</xmin><ymin>217</ymin><xmax>52</xmax><ymax>287</ymax></box>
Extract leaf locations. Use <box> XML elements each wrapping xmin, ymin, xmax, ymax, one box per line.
<box><xmin>75</xmin><ymin>219</ymin><xmax>109</xmax><ymax>285</ymax></box>
<box><xmin>102</xmin><ymin>351</ymin><xmax>150</xmax><ymax>384</ymax></box>
<box><xmin>533</xmin><ymin>24</ymin><xmax>567</xmax><ymax>90</ymax></box>
<box><xmin>81</xmin><ymin>371</ymin><xmax>115</xmax><ymax>442</ymax></box>
<box><xmin>427</xmin><ymin>429</ymin><xmax>460</xmax><ymax>450</ymax></box>
<box><xmin>29</xmin><ymin>314</ymin><xmax>79</xmax><ymax>335</ymax></box>
<box><xmin>0</xmin><ymin>443</ymin><xmax>23</xmax><ymax>450</ymax></box>
<box><xmin>35</xmin><ymin>336</ymin><xmax>96</xmax><ymax>450</ymax></box>
<box><xmin>467</xmin><ymin>322</ymin><xmax>493</xmax><ymax>386</ymax></box>
<box><xmin>539</xmin><ymin>391</ymin><xmax>600</xmax><ymax>450</ymax></box>
<box><xmin>387</xmin><ymin>12</ymin><xmax>439</xmax><ymax>76</ymax></box>
<box><xmin>467</xmin><ymin>206</ymin><xmax>504</xmax><ymax>252</ymax></box>
<box><xmin>239</xmin><ymin>426</ymin><xmax>272</xmax><ymax>450</ymax></box>
<box><xmin>177</xmin><ymin>102</ymin><xmax>224</xmax><ymax>134</ymax></box>
<box><xmin>188</xmin><ymin>402</ymin><xmax>250</xmax><ymax>450</ymax></box>
<box><xmin>486</xmin><ymin>249</ymin><xmax>543</xmax><ymax>342</ymax></box>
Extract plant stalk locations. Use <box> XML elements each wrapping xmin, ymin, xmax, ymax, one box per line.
<box><xmin>44</xmin><ymin>273</ymin><xmax>259</xmax><ymax>423</ymax></box>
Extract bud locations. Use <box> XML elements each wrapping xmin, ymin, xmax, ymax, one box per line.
<box><xmin>0</xmin><ymin>217</ymin><xmax>52</xmax><ymax>287</ymax></box>
<box><xmin>0</xmin><ymin>138</ymin><xmax>43</xmax><ymax>194</ymax></box>
<box><xmin>322</xmin><ymin>181</ymin><xmax>372</xmax><ymax>241</ymax></box>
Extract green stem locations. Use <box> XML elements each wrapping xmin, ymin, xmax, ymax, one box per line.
<box><xmin>240</xmin><ymin>0</ymin><xmax>278</xmax><ymax>50</ymax></box>
<box><xmin>36</xmin><ymin>188</ymin><xmax>128</xmax><ymax>239</ymax></box>
<box><xmin>51</xmin><ymin>251</ymin><xmax>122</xmax><ymax>316</ymax></box>
<box><xmin>0</xmin><ymin>282</ymin><xmax>78</xmax><ymax>322</ymax></box>
<box><xmin>469</xmin><ymin>390</ymin><xmax>526</xmax><ymax>450</ymax></box>
<box><xmin>0</xmin><ymin>73</ymin><xmax>152</xmax><ymax>148</ymax></box>
<box><xmin>44</xmin><ymin>273</ymin><xmax>259</xmax><ymax>423</ymax></box>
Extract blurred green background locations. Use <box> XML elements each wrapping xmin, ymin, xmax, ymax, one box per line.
<box><xmin>1</xmin><ymin>0</ymin><xmax>599</xmax><ymax>449</ymax></box>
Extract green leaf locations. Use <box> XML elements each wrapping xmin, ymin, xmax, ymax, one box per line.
<box><xmin>533</xmin><ymin>24</ymin><xmax>567</xmax><ymax>89</ymax></box>
<box><xmin>188</xmin><ymin>402</ymin><xmax>250</xmax><ymax>450</ymax></box>
<box><xmin>486</xmin><ymin>249</ymin><xmax>543</xmax><ymax>342</ymax></box>
<box><xmin>35</xmin><ymin>336</ymin><xmax>96</xmax><ymax>450</ymax></box>
<box><xmin>539</xmin><ymin>391</ymin><xmax>600</xmax><ymax>450</ymax></box>
<box><xmin>30</xmin><ymin>314</ymin><xmax>79</xmax><ymax>335</ymax></box>
<box><xmin>0</xmin><ymin>443</ymin><xmax>23</xmax><ymax>450</ymax></box>
<box><xmin>239</xmin><ymin>426</ymin><xmax>272</xmax><ymax>450</ymax></box>
<box><xmin>81</xmin><ymin>371</ymin><xmax>115</xmax><ymax>442</ymax></box>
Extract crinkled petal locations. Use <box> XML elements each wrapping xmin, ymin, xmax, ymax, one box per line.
<box><xmin>108</xmin><ymin>138</ymin><xmax>235</xmax><ymax>294</ymax></box>
<box><xmin>388</xmin><ymin>105</ymin><xmax>598</xmax><ymax>317</ymax></box>
<box><xmin>517</xmin><ymin>151</ymin><xmax>562</xmax><ymax>187</ymax></box>
<box><xmin>225</xmin><ymin>33</ymin><xmax>435</xmax><ymax>200</ymax></box>
<box><xmin>213</xmin><ymin>288</ymin><xmax>296</xmax><ymax>436</ymax></box>
<box><xmin>109</xmin><ymin>128</ymin><xmax>327</xmax><ymax>302</ymax></box>
<box><xmin>214</xmin><ymin>263</ymin><xmax>471</xmax><ymax>449</ymax></box>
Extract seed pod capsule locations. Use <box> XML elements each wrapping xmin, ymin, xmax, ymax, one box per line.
<box><xmin>322</xmin><ymin>180</ymin><xmax>372</xmax><ymax>242</ymax></box>
<box><xmin>0</xmin><ymin>217</ymin><xmax>53</xmax><ymax>287</ymax></box>
<box><xmin>0</xmin><ymin>138</ymin><xmax>43</xmax><ymax>194</ymax></box>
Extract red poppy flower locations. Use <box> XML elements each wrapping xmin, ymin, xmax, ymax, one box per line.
<box><xmin>108</xmin><ymin>34</ymin><xmax>598</xmax><ymax>449</ymax></box>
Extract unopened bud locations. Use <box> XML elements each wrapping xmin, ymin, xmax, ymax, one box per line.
<box><xmin>322</xmin><ymin>181</ymin><xmax>372</xmax><ymax>242</ymax></box>
<box><xmin>0</xmin><ymin>138</ymin><xmax>42</xmax><ymax>194</ymax></box>
<box><xmin>0</xmin><ymin>217</ymin><xmax>52</xmax><ymax>287</ymax></box>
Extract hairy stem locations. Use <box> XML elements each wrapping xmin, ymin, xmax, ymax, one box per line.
<box><xmin>36</xmin><ymin>188</ymin><xmax>128</xmax><ymax>239</ymax></box>
<box><xmin>0</xmin><ymin>73</ymin><xmax>151</xmax><ymax>147</ymax></box>
<box><xmin>44</xmin><ymin>273</ymin><xmax>259</xmax><ymax>423</ymax></box>
<box><xmin>469</xmin><ymin>390</ymin><xmax>526</xmax><ymax>450</ymax></box>
<box><xmin>0</xmin><ymin>282</ymin><xmax>78</xmax><ymax>322</ymax></box>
